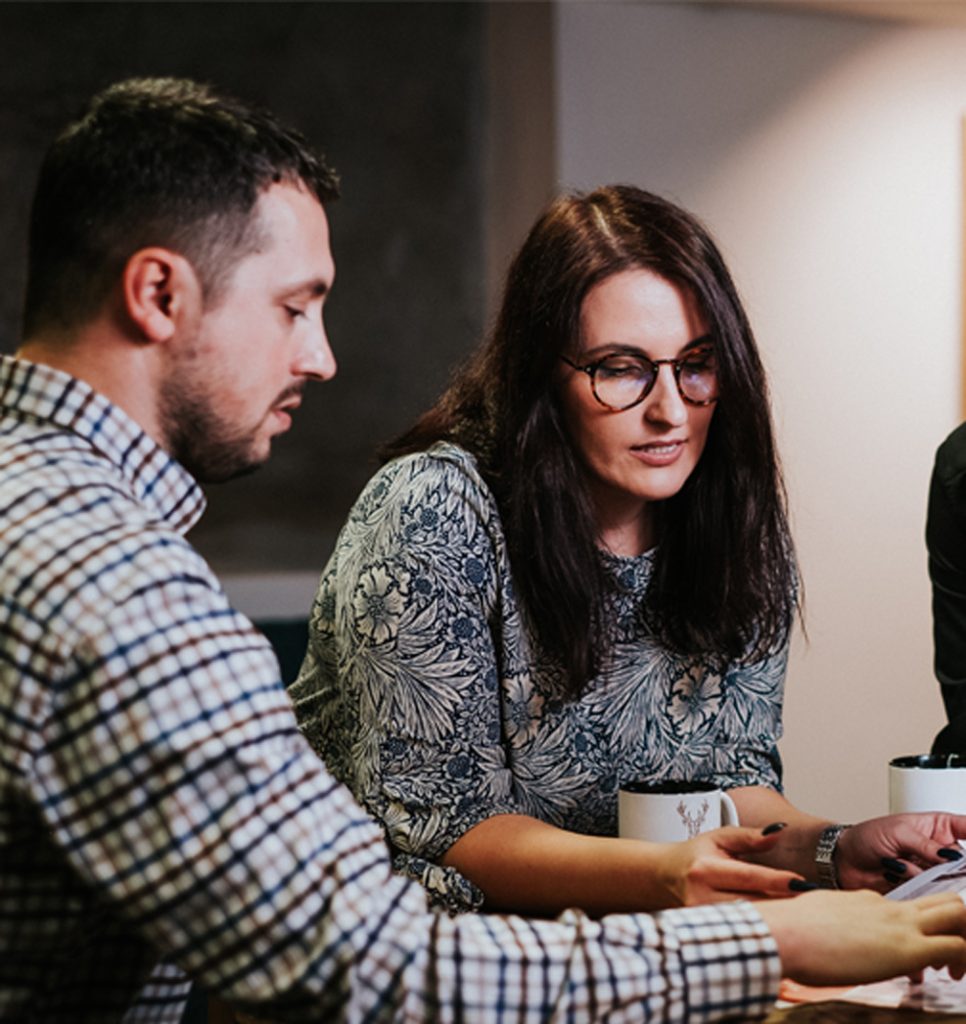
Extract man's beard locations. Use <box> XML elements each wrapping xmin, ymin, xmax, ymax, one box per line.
<box><xmin>158</xmin><ymin>373</ymin><xmax>269</xmax><ymax>484</ymax></box>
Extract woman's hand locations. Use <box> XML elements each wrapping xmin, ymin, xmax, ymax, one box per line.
<box><xmin>758</xmin><ymin>889</ymin><xmax>966</xmax><ymax>986</ymax></box>
<box><xmin>836</xmin><ymin>814</ymin><xmax>966</xmax><ymax>891</ymax></box>
<box><xmin>654</xmin><ymin>824</ymin><xmax>810</xmax><ymax>906</ymax></box>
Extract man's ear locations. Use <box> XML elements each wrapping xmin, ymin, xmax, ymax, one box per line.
<box><xmin>121</xmin><ymin>248</ymin><xmax>202</xmax><ymax>344</ymax></box>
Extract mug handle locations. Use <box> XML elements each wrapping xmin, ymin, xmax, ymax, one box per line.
<box><xmin>720</xmin><ymin>792</ymin><xmax>739</xmax><ymax>826</ymax></box>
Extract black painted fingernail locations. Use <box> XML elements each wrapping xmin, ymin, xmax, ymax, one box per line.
<box><xmin>881</xmin><ymin>857</ymin><xmax>907</xmax><ymax>873</ymax></box>
<box><xmin>938</xmin><ymin>847</ymin><xmax>963</xmax><ymax>860</ymax></box>
<box><xmin>762</xmin><ymin>822</ymin><xmax>787</xmax><ymax>836</ymax></box>
<box><xmin>789</xmin><ymin>879</ymin><xmax>818</xmax><ymax>892</ymax></box>
<box><xmin>885</xmin><ymin>871</ymin><xmax>904</xmax><ymax>885</ymax></box>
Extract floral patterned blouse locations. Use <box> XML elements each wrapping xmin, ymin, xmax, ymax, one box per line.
<box><xmin>289</xmin><ymin>442</ymin><xmax>787</xmax><ymax>912</ymax></box>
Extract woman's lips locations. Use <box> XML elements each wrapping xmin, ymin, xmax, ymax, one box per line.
<box><xmin>631</xmin><ymin>440</ymin><xmax>685</xmax><ymax>466</ymax></box>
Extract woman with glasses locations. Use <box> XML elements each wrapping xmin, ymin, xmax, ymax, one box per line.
<box><xmin>290</xmin><ymin>185</ymin><xmax>966</xmax><ymax>916</ymax></box>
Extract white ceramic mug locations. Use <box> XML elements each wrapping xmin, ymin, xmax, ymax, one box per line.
<box><xmin>888</xmin><ymin>754</ymin><xmax>966</xmax><ymax>814</ymax></box>
<box><xmin>618</xmin><ymin>780</ymin><xmax>739</xmax><ymax>842</ymax></box>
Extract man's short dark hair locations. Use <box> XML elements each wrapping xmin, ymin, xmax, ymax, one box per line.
<box><xmin>23</xmin><ymin>77</ymin><xmax>340</xmax><ymax>337</ymax></box>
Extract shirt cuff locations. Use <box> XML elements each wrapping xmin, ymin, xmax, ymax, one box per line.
<box><xmin>656</xmin><ymin>901</ymin><xmax>782</xmax><ymax>1022</ymax></box>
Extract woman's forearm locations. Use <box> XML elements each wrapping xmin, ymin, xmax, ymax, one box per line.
<box><xmin>442</xmin><ymin>814</ymin><xmax>675</xmax><ymax>916</ymax></box>
<box><xmin>441</xmin><ymin>812</ymin><xmax>805</xmax><ymax>916</ymax></box>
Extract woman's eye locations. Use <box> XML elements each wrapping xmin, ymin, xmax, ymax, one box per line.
<box><xmin>285</xmin><ymin>306</ymin><xmax>306</xmax><ymax>321</ymax></box>
<box><xmin>598</xmin><ymin>360</ymin><xmax>645</xmax><ymax>379</ymax></box>
<box><xmin>684</xmin><ymin>348</ymin><xmax>715</xmax><ymax>370</ymax></box>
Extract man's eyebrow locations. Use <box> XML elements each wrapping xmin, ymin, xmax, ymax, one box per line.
<box><xmin>279</xmin><ymin>278</ymin><xmax>332</xmax><ymax>300</ymax></box>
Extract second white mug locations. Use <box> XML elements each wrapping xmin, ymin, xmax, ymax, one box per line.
<box><xmin>888</xmin><ymin>753</ymin><xmax>966</xmax><ymax>814</ymax></box>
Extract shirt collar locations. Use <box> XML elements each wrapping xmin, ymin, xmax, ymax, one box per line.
<box><xmin>0</xmin><ymin>354</ymin><xmax>206</xmax><ymax>534</ymax></box>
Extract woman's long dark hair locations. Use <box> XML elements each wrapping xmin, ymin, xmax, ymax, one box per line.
<box><xmin>383</xmin><ymin>185</ymin><xmax>799</xmax><ymax>697</ymax></box>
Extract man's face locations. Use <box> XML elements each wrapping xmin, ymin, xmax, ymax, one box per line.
<box><xmin>160</xmin><ymin>181</ymin><xmax>336</xmax><ymax>482</ymax></box>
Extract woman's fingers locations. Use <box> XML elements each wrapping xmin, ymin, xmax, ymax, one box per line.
<box><xmin>685</xmin><ymin>852</ymin><xmax>807</xmax><ymax>901</ymax></box>
<box><xmin>838</xmin><ymin>815</ymin><xmax>965</xmax><ymax>888</ymax></box>
<box><xmin>667</xmin><ymin>826</ymin><xmax>812</xmax><ymax>904</ymax></box>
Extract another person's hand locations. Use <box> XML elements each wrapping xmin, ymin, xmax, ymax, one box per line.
<box><xmin>654</xmin><ymin>824</ymin><xmax>810</xmax><ymax>906</ymax></box>
<box><xmin>835</xmin><ymin>813</ymin><xmax>966</xmax><ymax>891</ymax></box>
<box><xmin>758</xmin><ymin>889</ymin><xmax>966</xmax><ymax>986</ymax></box>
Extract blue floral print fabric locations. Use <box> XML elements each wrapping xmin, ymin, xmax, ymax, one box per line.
<box><xmin>290</xmin><ymin>442</ymin><xmax>787</xmax><ymax>912</ymax></box>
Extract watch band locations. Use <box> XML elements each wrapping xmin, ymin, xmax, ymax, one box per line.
<box><xmin>815</xmin><ymin>824</ymin><xmax>850</xmax><ymax>889</ymax></box>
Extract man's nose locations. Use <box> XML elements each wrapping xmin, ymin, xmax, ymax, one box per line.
<box><xmin>296</xmin><ymin>325</ymin><xmax>337</xmax><ymax>382</ymax></box>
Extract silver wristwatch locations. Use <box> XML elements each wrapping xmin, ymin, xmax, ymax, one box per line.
<box><xmin>815</xmin><ymin>824</ymin><xmax>850</xmax><ymax>888</ymax></box>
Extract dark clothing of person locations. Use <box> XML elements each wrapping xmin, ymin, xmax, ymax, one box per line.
<box><xmin>927</xmin><ymin>421</ymin><xmax>966</xmax><ymax>753</ymax></box>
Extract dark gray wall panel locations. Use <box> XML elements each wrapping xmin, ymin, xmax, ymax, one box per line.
<box><xmin>0</xmin><ymin>1</ymin><xmax>485</xmax><ymax>572</ymax></box>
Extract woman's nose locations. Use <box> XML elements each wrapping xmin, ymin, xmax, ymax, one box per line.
<box><xmin>643</xmin><ymin>364</ymin><xmax>687</xmax><ymax>427</ymax></box>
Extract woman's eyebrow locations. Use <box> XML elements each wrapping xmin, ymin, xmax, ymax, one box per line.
<box><xmin>581</xmin><ymin>334</ymin><xmax>714</xmax><ymax>360</ymax></box>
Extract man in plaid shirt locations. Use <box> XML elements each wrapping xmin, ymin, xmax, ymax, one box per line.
<box><xmin>2</xmin><ymin>76</ymin><xmax>966</xmax><ymax>1024</ymax></box>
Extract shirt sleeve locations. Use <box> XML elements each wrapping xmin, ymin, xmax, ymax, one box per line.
<box><xmin>290</xmin><ymin>452</ymin><xmax>521</xmax><ymax>868</ymax></box>
<box><xmin>29</xmin><ymin>523</ymin><xmax>782</xmax><ymax>1022</ymax></box>
<box><xmin>927</xmin><ymin>425</ymin><xmax>966</xmax><ymax>753</ymax></box>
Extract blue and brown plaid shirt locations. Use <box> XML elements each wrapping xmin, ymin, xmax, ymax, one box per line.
<box><xmin>0</xmin><ymin>354</ymin><xmax>781</xmax><ymax>1022</ymax></box>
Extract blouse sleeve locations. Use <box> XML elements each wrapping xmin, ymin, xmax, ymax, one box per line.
<box><xmin>290</xmin><ymin>450</ymin><xmax>521</xmax><ymax>903</ymax></box>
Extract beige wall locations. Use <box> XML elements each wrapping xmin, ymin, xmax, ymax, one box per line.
<box><xmin>556</xmin><ymin>1</ymin><xmax>966</xmax><ymax>820</ymax></box>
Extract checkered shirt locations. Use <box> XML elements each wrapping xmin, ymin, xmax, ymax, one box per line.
<box><xmin>0</xmin><ymin>354</ymin><xmax>782</xmax><ymax>1022</ymax></box>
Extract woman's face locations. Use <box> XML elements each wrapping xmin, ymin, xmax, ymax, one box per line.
<box><xmin>558</xmin><ymin>268</ymin><xmax>716</xmax><ymax>554</ymax></box>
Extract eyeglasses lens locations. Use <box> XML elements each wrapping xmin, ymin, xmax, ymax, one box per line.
<box><xmin>593</xmin><ymin>353</ymin><xmax>717</xmax><ymax>409</ymax></box>
<box><xmin>594</xmin><ymin>359</ymin><xmax>653</xmax><ymax>409</ymax></box>
<box><xmin>678</xmin><ymin>355</ymin><xmax>717</xmax><ymax>403</ymax></box>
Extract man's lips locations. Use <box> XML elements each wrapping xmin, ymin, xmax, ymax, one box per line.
<box><xmin>270</xmin><ymin>391</ymin><xmax>303</xmax><ymax>431</ymax></box>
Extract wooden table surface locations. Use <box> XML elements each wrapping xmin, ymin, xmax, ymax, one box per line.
<box><xmin>765</xmin><ymin>1002</ymin><xmax>966</xmax><ymax>1023</ymax></box>
<box><xmin>224</xmin><ymin>999</ymin><xmax>966</xmax><ymax>1023</ymax></box>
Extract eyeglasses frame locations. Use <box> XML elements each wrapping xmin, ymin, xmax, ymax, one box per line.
<box><xmin>559</xmin><ymin>347</ymin><xmax>719</xmax><ymax>411</ymax></box>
